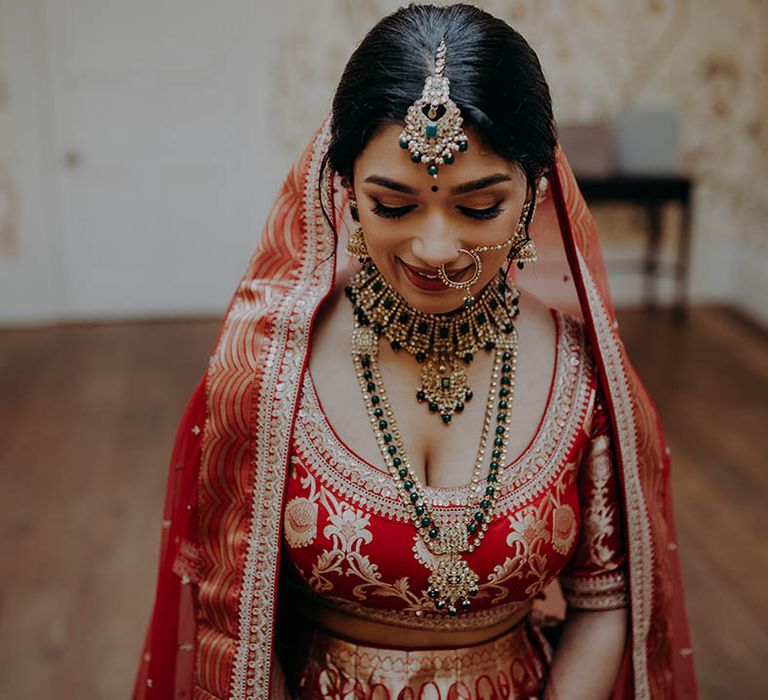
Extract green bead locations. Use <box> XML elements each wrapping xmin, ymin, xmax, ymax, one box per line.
<box><xmin>410</xmin><ymin>492</ymin><xmax>419</xmax><ymax>503</ymax></box>
<box><xmin>393</xmin><ymin>457</ymin><xmax>402</xmax><ymax>467</ymax></box>
<box><xmin>411</xmin><ymin>151</ymin><xmax>421</xmax><ymax>163</ymax></box>
<box><xmin>427</xmin><ymin>163</ymin><xmax>439</xmax><ymax>177</ymax></box>
<box><xmin>458</xmin><ymin>140</ymin><xmax>468</xmax><ymax>152</ymax></box>
<box><xmin>490</xmin><ymin>462</ymin><xmax>499</xmax><ymax>471</ymax></box>
<box><xmin>463</xmin><ymin>297</ymin><xmax>474</xmax><ymax>308</ymax></box>
<box><xmin>398</xmin><ymin>468</ymin><xmax>408</xmax><ymax>478</ymax></box>
<box><xmin>399</xmin><ymin>136</ymin><xmax>409</xmax><ymax>149</ymax></box>
<box><xmin>500</xmin><ymin>376</ymin><xmax>511</xmax><ymax>386</ymax></box>
<box><xmin>474</xmin><ymin>511</ymin><xmax>484</xmax><ymax>522</ymax></box>
<box><xmin>371</xmin><ymin>395</ymin><xmax>380</xmax><ymax>405</ymax></box>
<box><xmin>499</xmin><ymin>388</ymin><xmax>510</xmax><ymax>398</ymax></box>
<box><xmin>488</xmin><ymin>473</ymin><xmax>498</xmax><ymax>483</ymax></box>
<box><xmin>497</xmin><ymin>413</ymin><xmax>507</xmax><ymax>422</ymax></box>
<box><xmin>367</xmin><ymin>382</ymin><xmax>376</xmax><ymax>392</ymax></box>
<box><xmin>399</xmin><ymin>312</ymin><xmax>410</xmax><ymax>324</ymax></box>
<box><xmin>374</xmin><ymin>407</ymin><xmax>383</xmax><ymax>417</ymax></box>
<box><xmin>498</xmin><ymin>400</ymin><xmax>508</xmax><ymax>410</ymax></box>
<box><xmin>486</xmin><ymin>486</ymin><xmax>495</xmax><ymax>496</ymax></box>
<box><xmin>444</xmin><ymin>153</ymin><xmax>454</xmax><ymax>164</ymax></box>
<box><xmin>496</xmin><ymin>425</ymin><xmax>505</xmax><ymax>435</ymax></box>
<box><xmin>387</xmin><ymin>444</ymin><xmax>396</xmax><ymax>455</ymax></box>
<box><xmin>464</xmin><ymin>353</ymin><xmax>473</xmax><ymax>363</ymax></box>
<box><xmin>379</xmin><ymin>419</ymin><xmax>388</xmax><ymax>430</ymax></box>
<box><xmin>492</xmin><ymin>449</ymin><xmax>501</xmax><ymax>459</ymax></box>
<box><xmin>429</xmin><ymin>528</ymin><xmax>439</xmax><ymax>539</ymax></box>
<box><xmin>425</xmin><ymin>121</ymin><xmax>438</xmax><ymax>139</ymax></box>
<box><xmin>481</xmin><ymin>499</ymin><xmax>490</xmax><ymax>510</ymax></box>
<box><xmin>372</xmin><ymin>280</ymin><xmax>383</xmax><ymax>292</ymax></box>
<box><xmin>502</xmin><ymin>363</ymin><xmax>512</xmax><ymax>373</ymax></box>
<box><xmin>363</xmin><ymin>370</ymin><xmax>372</xmax><ymax>380</ymax></box>
<box><xmin>383</xmin><ymin>433</ymin><xmax>392</xmax><ymax>443</ymax></box>
<box><xmin>502</xmin><ymin>351</ymin><xmax>512</xmax><ymax>361</ymax></box>
<box><xmin>403</xmin><ymin>480</ymin><xmax>413</xmax><ymax>490</ymax></box>
<box><xmin>468</xmin><ymin>523</ymin><xmax>478</xmax><ymax>534</ymax></box>
<box><xmin>421</xmin><ymin>517</ymin><xmax>431</xmax><ymax>528</ymax></box>
<box><xmin>415</xmin><ymin>504</ymin><xmax>425</xmax><ymax>516</ymax></box>
<box><xmin>494</xmin><ymin>437</ymin><xmax>503</xmax><ymax>447</ymax></box>
<box><xmin>361</xmin><ymin>356</ymin><xmax>370</xmax><ymax>368</ymax></box>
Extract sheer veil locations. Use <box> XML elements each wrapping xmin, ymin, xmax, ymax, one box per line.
<box><xmin>133</xmin><ymin>119</ymin><xmax>697</xmax><ymax>699</ymax></box>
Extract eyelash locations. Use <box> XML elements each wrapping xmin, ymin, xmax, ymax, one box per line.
<box><xmin>370</xmin><ymin>201</ymin><xmax>506</xmax><ymax>221</ymax></box>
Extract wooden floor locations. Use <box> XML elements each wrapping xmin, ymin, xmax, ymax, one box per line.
<box><xmin>0</xmin><ymin>308</ymin><xmax>766</xmax><ymax>698</ymax></box>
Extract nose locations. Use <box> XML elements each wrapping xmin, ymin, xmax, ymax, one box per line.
<box><xmin>410</xmin><ymin>219</ymin><xmax>461</xmax><ymax>269</ymax></box>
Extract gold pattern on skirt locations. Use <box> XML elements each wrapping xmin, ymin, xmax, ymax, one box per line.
<box><xmin>295</xmin><ymin>618</ymin><xmax>550</xmax><ymax>699</ymax></box>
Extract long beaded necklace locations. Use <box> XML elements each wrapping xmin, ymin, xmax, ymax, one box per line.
<box><xmin>348</xmin><ymin>266</ymin><xmax>520</xmax><ymax>615</ymax></box>
<box><xmin>346</xmin><ymin>263</ymin><xmax>519</xmax><ymax>423</ymax></box>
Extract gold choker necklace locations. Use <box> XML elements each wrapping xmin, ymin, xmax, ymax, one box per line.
<box><xmin>345</xmin><ymin>263</ymin><xmax>520</xmax><ymax>423</ymax></box>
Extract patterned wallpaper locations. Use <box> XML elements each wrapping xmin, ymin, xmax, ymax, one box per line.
<box><xmin>268</xmin><ymin>0</ymin><xmax>768</xmax><ymax>261</ymax></box>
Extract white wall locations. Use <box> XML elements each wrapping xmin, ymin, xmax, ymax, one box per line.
<box><xmin>1</xmin><ymin>0</ymin><xmax>766</xmax><ymax>325</ymax></box>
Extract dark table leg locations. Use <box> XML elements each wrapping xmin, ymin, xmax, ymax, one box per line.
<box><xmin>674</xmin><ymin>196</ymin><xmax>692</xmax><ymax>324</ymax></box>
<box><xmin>644</xmin><ymin>202</ymin><xmax>662</xmax><ymax>311</ymax></box>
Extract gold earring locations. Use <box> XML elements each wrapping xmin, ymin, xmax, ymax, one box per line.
<box><xmin>346</xmin><ymin>224</ymin><xmax>369</xmax><ymax>260</ymax></box>
<box><xmin>346</xmin><ymin>195</ymin><xmax>369</xmax><ymax>261</ymax></box>
<box><xmin>508</xmin><ymin>197</ymin><xmax>538</xmax><ymax>269</ymax></box>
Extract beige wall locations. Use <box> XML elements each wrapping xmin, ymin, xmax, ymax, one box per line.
<box><xmin>1</xmin><ymin>0</ymin><xmax>765</xmax><ymax>323</ymax></box>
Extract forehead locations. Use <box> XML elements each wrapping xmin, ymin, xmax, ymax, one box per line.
<box><xmin>354</xmin><ymin>123</ymin><xmax>523</xmax><ymax>189</ymax></box>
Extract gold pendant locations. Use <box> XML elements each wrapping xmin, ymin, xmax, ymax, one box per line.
<box><xmin>427</xmin><ymin>554</ymin><xmax>480</xmax><ymax>615</ymax></box>
<box><xmin>418</xmin><ymin>354</ymin><xmax>472</xmax><ymax>423</ymax></box>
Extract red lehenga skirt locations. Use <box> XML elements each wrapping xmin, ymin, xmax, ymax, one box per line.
<box><xmin>292</xmin><ymin>615</ymin><xmax>553</xmax><ymax>700</ymax></box>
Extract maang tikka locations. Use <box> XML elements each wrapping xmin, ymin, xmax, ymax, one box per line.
<box><xmin>399</xmin><ymin>39</ymin><xmax>468</xmax><ymax>178</ymax></box>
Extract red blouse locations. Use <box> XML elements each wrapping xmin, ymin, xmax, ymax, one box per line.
<box><xmin>281</xmin><ymin>311</ymin><xmax>628</xmax><ymax>632</ymax></box>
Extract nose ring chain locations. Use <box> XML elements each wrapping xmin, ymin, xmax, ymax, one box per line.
<box><xmin>437</xmin><ymin>199</ymin><xmax>533</xmax><ymax>307</ymax></box>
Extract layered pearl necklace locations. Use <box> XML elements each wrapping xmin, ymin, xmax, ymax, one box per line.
<box><xmin>347</xmin><ymin>264</ymin><xmax>520</xmax><ymax>615</ymax></box>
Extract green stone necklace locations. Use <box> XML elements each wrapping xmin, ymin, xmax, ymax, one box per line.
<box><xmin>349</xmin><ymin>269</ymin><xmax>519</xmax><ymax>615</ymax></box>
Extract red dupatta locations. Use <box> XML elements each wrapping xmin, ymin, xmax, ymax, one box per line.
<box><xmin>133</xmin><ymin>120</ymin><xmax>698</xmax><ymax>699</ymax></box>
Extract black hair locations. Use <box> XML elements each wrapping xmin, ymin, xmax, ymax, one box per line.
<box><xmin>319</xmin><ymin>2</ymin><xmax>558</xmax><ymax>259</ymax></box>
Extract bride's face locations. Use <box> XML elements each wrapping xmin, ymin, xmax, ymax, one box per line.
<box><xmin>352</xmin><ymin>123</ymin><xmax>528</xmax><ymax>314</ymax></box>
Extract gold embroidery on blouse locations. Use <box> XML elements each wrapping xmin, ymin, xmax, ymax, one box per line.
<box><xmin>582</xmin><ymin>433</ymin><xmax>618</xmax><ymax>568</ymax></box>
<box><xmin>292</xmin><ymin>312</ymin><xmax>594</xmax><ymax>522</ymax></box>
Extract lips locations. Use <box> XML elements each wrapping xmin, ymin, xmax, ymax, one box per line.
<box><xmin>398</xmin><ymin>259</ymin><xmax>472</xmax><ymax>292</ymax></box>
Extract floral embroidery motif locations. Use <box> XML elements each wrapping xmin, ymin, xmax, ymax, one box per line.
<box><xmin>552</xmin><ymin>504</ymin><xmax>578</xmax><ymax>555</ymax></box>
<box><xmin>582</xmin><ymin>434</ymin><xmax>618</xmax><ymax>568</ymax></box>
<box><xmin>284</xmin><ymin>497</ymin><xmax>319</xmax><ymax>549</ymax></box>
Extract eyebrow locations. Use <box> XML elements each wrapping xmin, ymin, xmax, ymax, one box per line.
<box><xmin>363</xmin><ymin>173</ymin><xmax>513</xmax><ymax>195</ymax></box>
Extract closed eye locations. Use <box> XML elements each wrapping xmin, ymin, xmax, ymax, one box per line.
<box><xmin>370</xmin><ymin>201</ymin><xmax>416</xmax><ymax>220</ymax></box>
<box><xmin>457</xmin><ymin>203</ymin><xmax>506</xmax><ymax>220</ymax></box>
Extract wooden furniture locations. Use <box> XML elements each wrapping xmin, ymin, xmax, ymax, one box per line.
<box><xmin>576</xmin><ymin>174</ymin><xmax>693</xmax><ymax>322</ymax></box>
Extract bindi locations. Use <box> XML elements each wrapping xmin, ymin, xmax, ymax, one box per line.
<box><xmin>431</xmin><ymin>185</ymin><xmax>439</xmax><ymax>192</ymax></box>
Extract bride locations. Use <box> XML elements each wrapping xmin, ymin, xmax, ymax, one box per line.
<box><xmin>134</xmin><ymin>4</ymin><xmax>697</xmax><ymax>698</ymax></box>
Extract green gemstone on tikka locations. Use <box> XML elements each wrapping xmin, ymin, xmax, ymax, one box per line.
<box><xmin>458</xmin><ymin>140</ymin><xmax>468</xmax><ymax>152</ymax></box>
<box><xmin>444</xmin><ymin>153</ymin><xmax>454</xmax><ymax>164</ymax></box>
<box><xmin>425</xmin><ymin>121</ymin><xmax>439</xmax><ymax>138</ymax></box>
<box><xmin>427</xmin><ymin>163</ymin><xmax>439</xmax><ymax>177</ymax></box>
<box><xmin>399</xmin><ymin>136</ymin><xmax>409</xmax><ymax>149</ymax></box>
<box><xmin>411</xmin><ymin>152</ymin><xmax>422</xmax><ymax>163</ymax></box>
<box><xmin>441</xmin><ymin>377</ymin><xmax>451</xmax><ymax>390</ymax></box>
